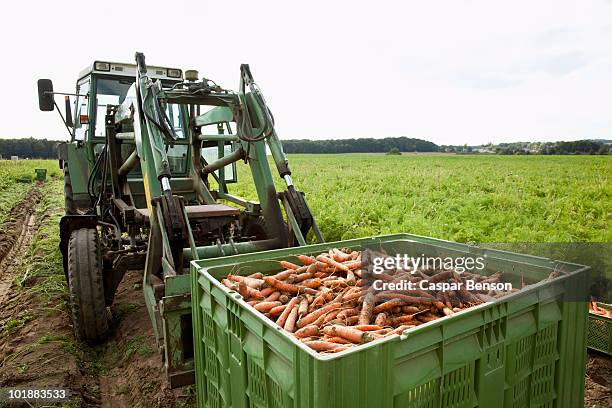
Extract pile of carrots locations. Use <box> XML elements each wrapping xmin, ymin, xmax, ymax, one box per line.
<box><xmin>589</xmin><ymin>302</ymin><xmax>612</xmax><ymax>318</ymax></box>
<box><xmin>221</xmin><ymin>248</ymin><xmax>512</xmax><ymax>353</ymax></box>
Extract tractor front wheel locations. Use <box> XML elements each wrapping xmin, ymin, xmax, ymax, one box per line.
<box><xmin>67</xmin><ymin>228</ymin><xmax>110</xmax><ymax>344</ymax></box>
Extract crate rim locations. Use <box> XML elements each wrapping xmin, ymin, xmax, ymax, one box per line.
<box><xmin>192</xmin><ymin>233</ymin><xmax>590</xmax><ymax>362</ymax></box>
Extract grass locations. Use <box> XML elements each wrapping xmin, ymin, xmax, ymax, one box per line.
<box><xmin>123</xmin><ymin>336</ymin><xmax>154</xmax><ymax>361</ymax></box>
<box><xmin>230</xmin><ymin>154</ymin><xmax>611</xmax><ymax>243</ymax></box>
<box><xmin>0</xmin><ymin>160</ymin><xmax>60</xmax><ymax>225</ymax></box>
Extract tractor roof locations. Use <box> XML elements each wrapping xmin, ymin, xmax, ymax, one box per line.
<box><xmin>78</xmin><ymin>61</ymin><xmax>183</xmax><ymax>82</ymax></box>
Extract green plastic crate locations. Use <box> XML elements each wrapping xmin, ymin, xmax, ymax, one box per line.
<box><xmin>587</xmin><ymin>302</ymin><xmax>612</xmax><ymax>355</ymax></box>
<box><xmin>191</xmin><ymin>234</ymin><xmax>590</xmax><ymax>408</ymax></box>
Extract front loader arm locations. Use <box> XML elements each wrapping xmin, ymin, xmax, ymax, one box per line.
<box><xmin>237</xmin><ymin>64</ymin><xmax>324</xmax><ymax>245</ymax></box>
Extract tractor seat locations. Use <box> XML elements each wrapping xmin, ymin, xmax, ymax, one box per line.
<box><xmin>135</xmin><ymin>204</ymin><xmax>240</xmax><ymax>222</ymax></box>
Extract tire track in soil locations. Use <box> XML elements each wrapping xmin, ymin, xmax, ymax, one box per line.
<box><xmin>0</xmin><ymin>186</ymin><xmax>43</xmax><ymax>302</ymax></box>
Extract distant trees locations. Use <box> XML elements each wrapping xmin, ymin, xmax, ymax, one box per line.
<box><xmin>282</xmin><ymin>137</ymin><xmax>439</xmax><ymax>154</ymax></box>
<box><xmin>494</xmin><ymin>140</ymin><xmax>609</xmax><ymax>155</ymax></box>
<box><xmin>0</xmin><ymin>138</ymin><xmax>60</xmax><ymax>159</ymax></box>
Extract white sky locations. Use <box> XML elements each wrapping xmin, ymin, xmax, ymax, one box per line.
<box><xmin>2</xmin><ymin>0</ymin><xmax>612</xmax><ymax>145</ymax></box>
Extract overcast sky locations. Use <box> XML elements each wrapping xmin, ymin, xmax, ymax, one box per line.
<box><xmin>3</xmin><ymin>0</ymin><xmax>611</xmax><ymax>145</ymax></box>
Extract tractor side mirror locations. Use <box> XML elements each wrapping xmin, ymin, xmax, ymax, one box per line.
<box><xmin>37</xmin><ymin>79</ymin><xmax>55</xmax><ymax>111</ymax></box>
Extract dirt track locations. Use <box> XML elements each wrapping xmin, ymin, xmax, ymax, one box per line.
<box><xmin>0</xmin><ymin>185</ymin><xmax>191</xmax><ymax>407</ymax></box>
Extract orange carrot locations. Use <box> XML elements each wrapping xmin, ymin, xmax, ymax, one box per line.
<box><xmin>374</xmin><ymin>313</ymin><xmax>387</xmax><ymax>327</ymax></box>
<box><xmin>280</xmin><ymin>260</ymin><xmax>300</xmax><ymax>270</ymax></box>
<box><xmin>294</xmin><ymin>325</ymin><xmax>319</xmax><ymax>338</ymax></box>
<box><xmin>269</xmin><ymin>304</ymin><xmax>287</xmax><ymax>316</ymax></box>
<box><xmin>238</xmin><ymin>282</ymin><xmax>263</xmax><ymax>299</ymax></box>
<box><xmin>254</xmin><ymin>301</ymin><xmax>282</xmax><ymax>313</ymax></box>
<box><xmin>316</xmin><ymin>254</ymin><xmax>350</xmax><ymax>272</ymax></box>
<box><xmin>358</xmin><ymin>292</ymin><xmax>375</xmax><ymax>325</ymax></box>
<box><xmin>284</xmin><ymin>305</ymin><xmax>299</xmax><ymax>332</ymax></box>
<box><xmin>297</xmin><ymin>255</ymin><xmax>317</xmax><ymax>265</ymax></box>
<box><xmin>303</xmin><ymin>340</ymin><xmax>346</xmax><ymax>352</ymax></box>
<box><xmin>227</xmin><ymin>274</ymin><xmax>264</xmax><ymax>289</ymax></box>
<box><xmin>322</xmin><ymin>325</ymin><xmax>375</xmax><ymax>344</ymax></box>
<box><xmin>297</xmin><ymin>302</ymin><xmax>341</xmax><ymax>328</ymax></box>
<box><xmin>298</xmin><ymin>297</ymin><xmax>309</xmax><ymax>317</ymax></box>
<box><xmin>260</xmin><ymin>287</ymin><xmax>275</xmax><ymax>298</ymax></box>
<box><xmin>276</xmin><ymin>297</ymin><xmax>300</xmax><ymax>327</ymax></box>
<box><xmin>264</xmin><ymin>291</ymin><xmax>281</xmax><ymax>302</ymax></box>
<box><xmin>353</xmin><ymin>325</ymin><xmax>383</xmax><ymax>331</ymax></box>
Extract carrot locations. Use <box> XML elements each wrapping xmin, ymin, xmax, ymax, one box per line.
<box><xmin>297</xmin><ymin>255</ymin><xmax>317</xmax><ymax>265</ymax></box>
<box><xmin>255</xmin><ymin>301</ymin><xmax>282</xmax><ymax>313</ymax></box>
<box><xmin>260</xmin><ymin>287</ymin><xmax>275</xmax><ymax>298</ymax></box>
<box><xmin>346</xmin><ymin>270</ymin><xmax>356</xmax><ymax>286</ymax></box>
<box><xmin>390</xmin><ymin>315</ymin><xmax>415</xmax><ymax>325</ymax></box>
<box><xmin>343</xmin><ymin>288</ymin><xmax>365</xmax><ymax>302</ymax></box>
<box><xmin>303</xmin><ymin>340</ymin><xmax>346</xmax><ymax>352</ymax></box>
<box><xmin>332</xmin><ymin>249</ymin><xmax>352</xmax><ymax>262</ymax></box>
<box><xmin>322</xmin><ymin>336</ymin><xmax>352</xmax><ymax>344</ymax></box>
<box><xmin>269</xmin><ymin>304</ymin><xmax>287</xmax><ymax>316</ymax></box>
<box><xmin>345</xmin><ymin>315</ymin><xmax>359</xmax><ymax>325</ymax></box>
<box><xmin>263</xmin><ymin>277</ymin><xmax>301</xmax><ymax>294</ymax></box>
<box><xmin>301</xmin><ymin>278</ymin><xmax>323</xmax><ymax>289</ymax></box>
<box><xmin>316</xmin><ymin>255</ymin><xmax>350</xmax><ymax>272</ymax></box>
<box><xmin>353</xmin><ymin>325</ymin><xmax>383</xmax><ymax>331</ymax></box>
<box><xmin>227</xmin><ymin>274</ymin><xmax>264</xmax><ymax>289</ymax></box>
<box><xmin>295</xmin><ymin>325</ymin><xmax>319</xmax><ymax>338</ymax></box>
<box><xmin>337</xmin><ymin>307</ymin><xmax>360</xmax><ymax>319</ymax></box>
<box><xmin>373</xmin><ymin>300</ymin><xmax>406</xmax><ymax>314</ymax></box>
<box><xmin>238</xmin><ymin>282</ymin><xmax>262</xmax><ymax>299</ymax></box>
<box><xmin>389</xmin><ymin>325</ymin><xmax>415</xmax><ymax>335</ymax></box>
<box><xmin>298</xmin><ymin>297</ymin><xmax>309</xmax><ymax>317</ymax></box>
<box><xmin>288</xmin><ymin>272</ymin><xmax>314</xmax><ymax>283</ymax></box>
<box><xmin>221</xmin><ymin>279</ymin><xmax>237</xmax><ymax>290</ymax></box>
<box><xmin>276</xmin><ymin>297</ymin><xmax>301</xmax><ymax>327</ymax></box>
<box><xmin>358</xmin><ymin>292</ymin><xmax>375</xmax><ymax>325</ymax></box>
<box><xmin>264</xmin><ymin>291</ymin><xmax>281</xmax><ymax>302</ymax></box>
<box><xmin>342</xmin><ymin>260</ymin><xmax>362</xmax><ymax>270</ymax></box>
<box><xmin>280</xmin><ymin>260</ymin><xmax>300</xmax><ymax>270</ymax></box>
<box><xmin>297</xmin><ymin>302</ymin><xmax>342</xmax><ymax>328</ymax></box>
<box><xmin>284</xmin><ymin>305</ymin><xmax>299</xmax><ymax>332</ymax></box>
<box><xmin>374</xmin><ymin>313</ymin><xmax>387</xmax><ymax>327</ymax></box>
<box><xmin>322</xmin><ymin>325</ymin><xmax>375</xmax><ymax>343</ymax></box>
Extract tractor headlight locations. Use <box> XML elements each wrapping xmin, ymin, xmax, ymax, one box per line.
<box><xmin>167</xmin><ymin>68</ymin><xmax>182</xmax><ymax>79</ymax></box>
<box><xmin>94</xmin><ymin>61</ymin><xmax>111</xmax><ymax>71</ymax></box>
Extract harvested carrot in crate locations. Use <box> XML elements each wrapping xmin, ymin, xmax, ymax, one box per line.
<box><xmin>221</xmin><ymin>248</ymin><xmax>515</xmax><ymax>353</ymax></box>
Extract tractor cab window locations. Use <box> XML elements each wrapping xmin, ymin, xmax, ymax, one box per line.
<box><xmin>74</xmin><ymin>80</ymin><xmax>90</xmax><ymax>141</ymax></box>
<box><xmin>94</xmin><ymin>78</ymin><xmax>135</xmax><ymax>137</ymax></box>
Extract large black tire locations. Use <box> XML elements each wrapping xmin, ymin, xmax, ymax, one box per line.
<box><xmin>67</xmin><ymin>228</ymin><xmax>110</xmax><ymax>344</ymax></box>
<box><xmin>64</xmin><ymin>165</ymin><xmax>76</xmax><ymax>215</ymax></box>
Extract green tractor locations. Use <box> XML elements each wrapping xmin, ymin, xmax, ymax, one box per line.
<box><xmin>37</xmin><ymin>53</ymin><xmax>323</xmax><ymax>386</ymax></box>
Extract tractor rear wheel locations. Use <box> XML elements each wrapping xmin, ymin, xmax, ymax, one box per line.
<box><xmin>64</xmin><ymin>165</ymin><xmax>76</xmax><ymax>215</ymax></box>
<box><xmin>67</xmin><ymin>228</ymin><xmax>110</xmax><ymax>344</ymax></box>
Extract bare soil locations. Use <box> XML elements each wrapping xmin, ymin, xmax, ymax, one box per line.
<box><xmin>0</xmin><ymin>187</ymin><xmax>191</xmax><ymax>407</ymax></box>
<box><xmin>585</xmin><ymin>352</ymin><xmax>612</xmax><ymax>408</ymax></box>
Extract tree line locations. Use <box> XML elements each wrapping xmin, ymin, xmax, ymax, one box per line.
<box><xmin>0</xmin><ymin>138</ymin><xmax>60</xmax><ymax>159</ymax></box>
<box><xmin>282</xmin><ymin>137</ymin><xmax>439</xmax><ymax>153</ymax></box>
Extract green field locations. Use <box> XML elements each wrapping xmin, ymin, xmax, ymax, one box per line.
<box><xmin>0</xmin><ymin>155</ymin><xmax>608</xmax><ymax>243</ymax></box>
<box><xmin>232</xmin><ymin>154</ymin><xmax>611</xmax><ymax>243</ymax></box>
<box><xmin>0</xmin><ymin>160</ymin><xmax>60</xmax><ymax>224</ymax></box>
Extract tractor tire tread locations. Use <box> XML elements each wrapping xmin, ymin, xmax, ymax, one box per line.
<box><xmin>67</xmin><ymin>228</ymin><xmax>109</xmax><ymax>344</ymax></box>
